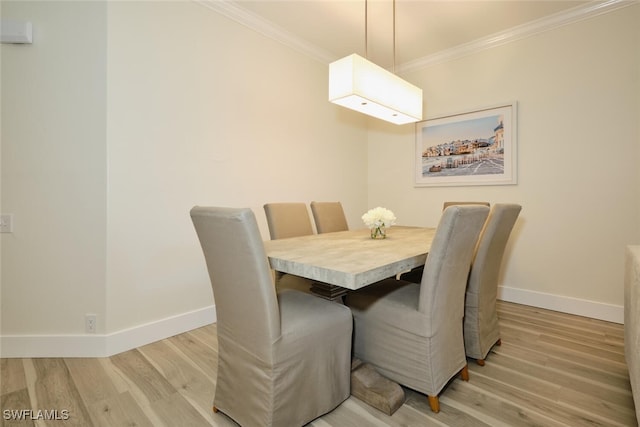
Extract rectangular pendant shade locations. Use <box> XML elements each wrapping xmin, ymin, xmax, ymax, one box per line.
<box><xmin>329</xmin><ymin>54</ymin><xmax>422</xmax><ymax>125</ymax></box>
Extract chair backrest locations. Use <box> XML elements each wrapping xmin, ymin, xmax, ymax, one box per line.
<box><xmin>467</xmin><ymin>204</ymin><xmax>522</xmax><ymax>303</ymax></box>
<box><xmin>310</xmin><ymin>201</ymin><xmax>349</xmax><ymax>234</ymax></box>
<box><xmin>443</xmin><ymin>201</ymin><xmax>490</xmax><ymax>211</ymax></box>
<box><xmin>419</xmin><ymin>205</ymin><xmax>489</xmax><ymax>317</ymax></box>
<box><xmin>264</xmin><ymin>203</ymin><xmax>314</xmax><ymax>240</ymax></box>
<box><xmin>190</xmin><ymin>207</ymin><xmax>280</xmax><ymax>360</ymax></box>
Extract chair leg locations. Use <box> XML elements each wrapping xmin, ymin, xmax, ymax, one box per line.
<box><xmin>478</xmin><ymin>339</ymin><xmax>502</xmax><ymax>366</ymax></box>
<box><xmin>460</xmin><ymin>364</ymin><xmax>469</xmax><ymax>381</ymax></box>
<box><xmin>476</xmin><ymin>338</ymin><xmax>502</xmax><ymax>366</ymax></box>
<box><xmin>427</xmin><ymin>395</ymin><xmax>440</xmax><ymax>413</ymax></box>
<box><xmin>476</xmin><ymin>339</ymin><xmax>501</xmax><ymax>366</ymax></box>
<box><xmin>426</xmin><ymin>366</ymin><xmax>468</xmax><ymax>413</ymax></box>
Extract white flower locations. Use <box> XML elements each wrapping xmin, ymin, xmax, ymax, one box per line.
<box><xmin>362</xmin><ymin>207</ymin><xmax>396</xmax><ymax>229</ymax></box>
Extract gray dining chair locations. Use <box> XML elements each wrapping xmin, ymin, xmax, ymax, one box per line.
<box><xmin>310</xmin><ymin>201</ymin><xmax>349</xmax><ymax>234</ymax></box>
<box><xmin>264</xmin><ymin>202</ymin><xmax>314</xmax><ymax>239</ymax></box>
<box><xmin>263</xmin><ymin>203</ymin><xmax>315</xmax><ymax>293</ymax></box>
<box><xmin>345</xmin><ymin>205</ymin><xmax>489</xmax><ymax>413</ymax></box>
<box><xmin>443</xmin><ymin>201</ymin><xmax>490</xmax><ymax>210</ymax></box>
<box><xmin>464</xmin><ymin>203</ymin><xmax>522</xmax><ymax>365</ymax></box>
<box><xmin>190</xmin><ymin>206</ymin><xmax>352</xmax><ymax>427</ymax></box>
<box><xmin>399</xmin><ymin>201</ymin><xmax>491</xmax><ymax>283</ymax></box>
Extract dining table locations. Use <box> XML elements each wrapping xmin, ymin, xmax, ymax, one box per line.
<box><xmin>264</xmin><ymin>225</ymin><xmax>437</xmax><ymax>413</ymax></box>
<box><xmin>264</xmin><ymin>225</ymin><xmax>436</xmax><ymax>300</ymax></box>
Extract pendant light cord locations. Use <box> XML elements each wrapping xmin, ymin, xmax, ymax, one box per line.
<box><xmin>364</xmin><ymin>0</ymin><xmax>368</xmax><ymax>59</ymax></box>
<box><xmin>366</xmin><ymin>0</ymin><xmax>397</xmax><ymax>73</ymax></box>
<box><xmin>393</xmin><ymin>0</ymin><xmax>396</xmax><ymax>74</ymax></box>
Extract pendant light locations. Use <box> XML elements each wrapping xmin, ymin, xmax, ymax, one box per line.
<box><xmin>329</xmin><ymin>0</ymin><xmax>423</xmax><ymax>125</ymax></box>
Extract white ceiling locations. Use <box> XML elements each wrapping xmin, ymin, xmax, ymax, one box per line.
<box><xmin>200</xmin><ymin>0</ymin><xmax>631</xmax><ymax>72</ymax></box>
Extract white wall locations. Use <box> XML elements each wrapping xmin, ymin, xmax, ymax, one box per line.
<box><xmin>1</xmin><ymin>1</ymin><xmax>108</xmax><ymax>338</ymax></box>
<box><xmin>367</xmin><ymin>4</ymin><xmax>640</xmax><ymax>322</ymax></box>
<box><xmin>105</xmin><ymin>1</ymin><xmax>368</xmax><ymax>337</ymax></box>
<box><xmin>1</xmin><ymin>1</ymin><xmax>368</xmax><ymax>356</ymax></box>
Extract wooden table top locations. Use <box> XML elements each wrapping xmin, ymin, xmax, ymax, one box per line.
<box><xmin>264</xmin><ymin>226</ymin><xmax>436</xmax><ymax>290</ymax></box>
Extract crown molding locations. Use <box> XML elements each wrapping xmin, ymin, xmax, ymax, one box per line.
<box><xmin>194</xmin><ymin>0</ymin><xmax>335</xmax><ymax>64</ymax></box>
<box><xmin>196</xmin><ymin>0</ymin><xmax>636</xmax><ymax>72</ymax></box>
<box><xmin>398</xmin><ymin>0</ymin><xmax>636</xmax><ymax>74</ymax></box>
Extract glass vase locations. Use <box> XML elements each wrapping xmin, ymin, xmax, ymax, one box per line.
<box><xmin>370</xmin><ymin>226</ymin><xmax>386</xmax><ymax>239</ymax></box>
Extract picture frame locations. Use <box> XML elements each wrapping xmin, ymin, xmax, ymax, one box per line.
<box><xmin>415</xmin><ymin>102</ymin><xmax>517</xmax><ymax>187</ymax></box>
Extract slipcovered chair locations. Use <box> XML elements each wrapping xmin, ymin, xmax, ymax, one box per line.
<box><xmin>443</xmin><ymin>201</ymin><xmax>490</xmax><ymax>210</ymax></box>
<box><xmin>310</xmin><ymin>201</ymin><xmax>349</xmax><ymax>234</ymax></box>
<box><xmin>263</xmin><ymin>203</ymin><xmax>315</xmax><ymax>292</ymax></box>
<box><xmin>190</xmin><ymin>206</ymin><xmax>352</xmax><ymax>427</ymax></box>
<box><xmin>345</xmin><ymin>205</ymin><xmax>489</xmax><ymax>413</ymax></box>
<box><xmin>464</xmin><ymin>203</ymin><xmax>522</xmax><ymax>366</ymax></box>
<box><xmin>399</xmin><ymin>201</ymin><xmax>490</xmax><ymax>283</ymax></box>
<box><xmin>264</xmin><ymin>202</ymin><xmax>314</xmax><ymax>239</ymax></box>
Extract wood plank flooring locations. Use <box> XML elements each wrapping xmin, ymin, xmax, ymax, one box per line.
<box><xmin>1</xmin><ymin>301</ymin><xmax>637</xmax><ymax>426</ymax></box>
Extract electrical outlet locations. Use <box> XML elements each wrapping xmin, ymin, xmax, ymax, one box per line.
<box><xmin>0</xmin><ymin>214</ymin><xmax>13</xmax><ymax>233</ymax></box>
<box><xmin>85</xmin><ymin>314</ymin><xmax>97</xmax><ymax>333</ymax></box>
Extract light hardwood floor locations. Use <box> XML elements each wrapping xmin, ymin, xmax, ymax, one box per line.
<box><xmin>1</xmin><ymin>301</ymin><xmax>637</xmax><ymax>426</ymax></box>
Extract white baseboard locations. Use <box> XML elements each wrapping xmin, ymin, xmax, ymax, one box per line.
<box><xmin>498</xmin><ymin>286</ymin><xmax>623</xmax><ymax>324</ymax></box>
<box><xmin>0</xmin><ymin>305</ymin><xmax>217</xmax><ymax>358</ymax></box>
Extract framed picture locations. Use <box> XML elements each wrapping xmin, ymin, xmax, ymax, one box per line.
<box><xmin>415</xmin><ymin>102</ymin><xmax>517</xmax><ymax>187</ymax></box>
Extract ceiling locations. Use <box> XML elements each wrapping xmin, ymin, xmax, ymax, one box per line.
<box><xmin>203</xmin><ymin>0</ymin><xmax>628</xmax><ymax>72</ymax></box>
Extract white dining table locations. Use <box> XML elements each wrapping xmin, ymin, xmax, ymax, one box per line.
<box><xmin>264</xmin><ymin>226</ymin><xmax>436</xmax><ymax>298</ymax></box>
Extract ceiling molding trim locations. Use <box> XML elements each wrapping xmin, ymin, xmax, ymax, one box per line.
<box><xmin>195</xmin><ymin>0</ymin><xmax>635</xmax><ymax>72</ymax></box>
<box><xmin>195</xmin><ymin>0</ymin><xmax>335</xmax><ymax>64</ymax></box>
<box><xmin>398</xmin><ymin>0</ymin><xmax>636</xmax><ymax>74</ymax></box>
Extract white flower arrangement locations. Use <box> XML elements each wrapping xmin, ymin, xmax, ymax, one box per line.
<box><xmin>362</xmin><ymin>207</ymin><xmax>396</xmax><ymax>229</ymax></box>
